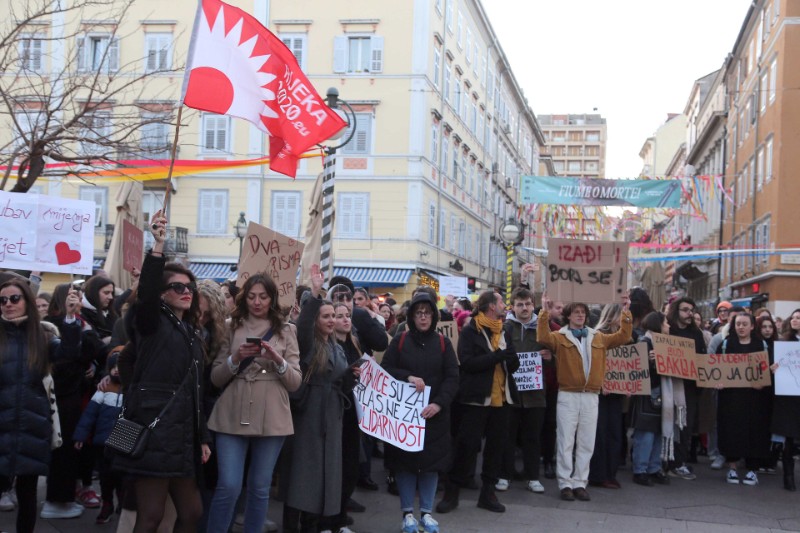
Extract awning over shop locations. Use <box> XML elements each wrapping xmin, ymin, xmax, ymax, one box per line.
<box><xmin>730</xmin><ymin>297</ymin><xmax>753</xmax><ymax>308</ymax></box>
<box><xmin>190</xmin><ymin>262</ymin><xmax>236</xmax><ymax>281</ymax></box>
<box><xmin>333</xmin><ymin>267</ymin><xmax>413</xmax><ymax>288</ymax></box>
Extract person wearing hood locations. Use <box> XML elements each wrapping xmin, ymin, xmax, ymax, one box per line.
<box><xmin>381</xmin><ymin>292</ymin><xmax>459</xmax><ymax>533</ymax></box>
<box><xmin>537</xmin><ymin>294</ymin><xmax>632</xmax><ymax>502</ymax></box>
<box><xmin>437</xmin><ymin>290</ymin><xmax>519</xmax><ymax>515</ymax></box>
<box><xmin>496</xmin><ymin>288</ymin><xmax>550</xmax><ymax>495</ymax></box>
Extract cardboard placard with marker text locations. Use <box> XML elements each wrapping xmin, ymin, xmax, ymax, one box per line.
<box><xmin>651</xmin><ymin>332</ymin><xmax>698</xmax><ymax>380</ymax></box>
<box><xmin>695</xmin><ymin>351</ymin><xmax>771</xmax><ymax>388</ymax></box>
<box><xmin>603</xmin><ymin>342</ymin><xmax>651</xmax><ymax>395</ymax></box>
<box><xmin>545</xmin><ymin>238</ymin><xmax>628</xmax><ymax>304</ymax></box>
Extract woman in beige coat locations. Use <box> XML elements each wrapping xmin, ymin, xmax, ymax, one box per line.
<box><xmin>206</xmin><ymin>274</ymin><xmax>302</xmax><ymax>533</ymax></box>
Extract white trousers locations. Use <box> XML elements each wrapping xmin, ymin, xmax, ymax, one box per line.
<box><xmin>556</xmin><ymin>390</ymin><xmax>599</xmax><ymax>490</ymax></box>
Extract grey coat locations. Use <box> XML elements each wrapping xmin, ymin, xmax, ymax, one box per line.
<box><xmin>285</xmin><ymin>296</ymin><xmax>351</xmax><ymax>516</ymax></box>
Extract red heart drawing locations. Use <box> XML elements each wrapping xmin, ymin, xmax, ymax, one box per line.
<box><xmin>55</xmin><ymin>242</ymin><xmax>82</xmax><ymax>265</ymax></box>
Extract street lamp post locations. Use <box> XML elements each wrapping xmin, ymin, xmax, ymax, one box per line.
<box><xmin>234</xmin><ymin>211</ymin><xmax>247</xmax><ymax>259</ymax></box>
<box><xmin>499</xmin><ymin>219</ymin><xmax>526</xmax><ymax>305</ymax></box>
<box><xmin>316</xmin><ymin>88</ymin><xmax>357</xmax><ymax>284</ymax></box>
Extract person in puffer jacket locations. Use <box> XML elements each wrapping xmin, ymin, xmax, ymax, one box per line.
<box><xmin>73</xmin><ymin>348</ymin><xmax>124</xmax><ymax>524</ymax></box>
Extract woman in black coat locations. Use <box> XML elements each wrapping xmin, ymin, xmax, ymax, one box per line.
<box><xmin>0</xmin><ymin>277</ymin><xmax>81</xmax><ymax>533</ymax></box>
<box><xmin>381</xmin><ymin>292</ymin><xmax>459</xmax><ymax>533</ymax></box>
<box><xmin>113</xmin><ymin>210</ymin><xmax>211</xmax><ymax>533</ymax></box>
<box><xmin>716</xmin><ymin>313</ymin><xmax>771</xmax><ymax>487</ymax></box>
<box><xmin>772</xmin><ymin>308</ymin><xmax>800</xmax><ymax>491</ymax></box>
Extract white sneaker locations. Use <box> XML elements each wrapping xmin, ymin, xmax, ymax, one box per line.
<box><xmin>526</xmin><ymin>480</ymin><xmax>545</xmax><ymax>493</ymax></box>
<box><xmin>402</xmin><ymin>513</ymin><xmax>419</xmax><ymax>533</ymax></box>
<box><xmin>0</xmin><ymin>491</ymin><xmax>15</xmax><ymax>512</ymax></box>
<box><xmin>726</xmin><ymin>469</ymin><xmax>740</xmax><ymax>484</ymax></box>
<box><xmin>495</xmin><ymin>478</ymin><xmax>510</xmax><ymax>491</ymax></box>
<box><xmin>710</xmin><ymin>455</ymin><xmax>726</xmax><ymax>470</ymax></box>
<box><xmin>743</xmin><ymin>470</ymin><xmax>759</xmax><ymax>486</ymax></box>
<box><xmin>40</xmin><ymin>501</ymin><xmax>84</xmax><ymax>519</ymax></box>
<box><xmin>420</xmin><ymin>513</ymin><xmax>440</xmax><ymax>533</ymax></box>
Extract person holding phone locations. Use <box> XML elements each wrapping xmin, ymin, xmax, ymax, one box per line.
<box><xmin>206</xmin><ymin>274</ymin><xmax>301</xmax><ymax>533</ymax></box>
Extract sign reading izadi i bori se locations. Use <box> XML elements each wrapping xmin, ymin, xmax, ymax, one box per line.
<box><xmin>521</xmin><ymin>176</ymin><xmax>682</xmax><ymax>208</ymax></box>
<box><xmin>545</xmin><ymin>239</ymin><xmax>628</xmax><ymax>304</ymax></box>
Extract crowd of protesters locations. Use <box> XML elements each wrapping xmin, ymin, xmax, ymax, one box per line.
<box><xmin>2</xmin><ymin>216</ymin><xmax>800</xmax><ymax>533</ymax></box>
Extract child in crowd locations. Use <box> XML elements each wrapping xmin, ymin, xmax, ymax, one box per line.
<box><xmin>73</xmin><ymin>348</ymin><xmax>125</xmax><ymax>524</ymax></box>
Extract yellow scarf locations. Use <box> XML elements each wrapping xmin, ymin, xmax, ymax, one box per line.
<box><xmin>474</xmin><ymin>312</ymin><xmax>503</xmax><ymax>350</ymax></box>
<box><xmin>475</xmin><ymin>312</ymin><xmax>506</xmax><ymax>407</ymax></box>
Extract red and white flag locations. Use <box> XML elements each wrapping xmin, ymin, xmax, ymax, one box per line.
<box><xmin>182</xmin><ymin>0</ymin><xmax>346</xmax><ymax>177</ymax></box>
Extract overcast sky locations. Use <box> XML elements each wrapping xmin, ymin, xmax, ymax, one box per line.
<box><xmin>482</xmin><ymin>0</ymin><xmax>753</xmax><ymax>178</ymax></box>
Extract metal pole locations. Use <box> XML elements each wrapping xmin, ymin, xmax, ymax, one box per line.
<box><xmin>319</xmin><ymin>151</ymin><xmax>336</xmax><ymax>284</ymax></box>
<box><xmin>506</xmin><ymin>243</ymin><xmax>514</xmax><ymax>306</ymax></box>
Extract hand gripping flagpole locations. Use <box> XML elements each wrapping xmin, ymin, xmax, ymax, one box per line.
<box><xmin>320</xmin><ymin>88</ymin><xmax>357</xmax><ymax>285</ymax></box>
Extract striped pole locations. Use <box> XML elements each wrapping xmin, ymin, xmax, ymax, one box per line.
<box><xmin>506</xmin><ymin>243</ymin><xmax>514</xmax><ymax>306</ymax></box>
<box><xmin>319</xmin><ymin>152</ymin><xmax>336</xmax><ymax>284</ymax></box>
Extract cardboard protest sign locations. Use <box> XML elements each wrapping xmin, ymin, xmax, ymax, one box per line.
<box><xmin>236</xmin><ymin>222</ymin><xmax>304</xmax><ymax>308</ymax></box>
<box><xmin>0</xmin><ymin>191</ymin><xmax>95</xmax><ymax>275</ymax></box>
<box><xmin>512</xmin><ymin>352</ymin><xmax>543</xmax><ymax>391</ymax></box>
<box><xmin>651</xmin><ymin>332</ymin><xmax>698</xmax><ymax>379</ymax></box>
<box><xmin>603</xmin><ymin>342</ymin><xmax>651</xmax><ymax>395</ymax></box>
<box><xmin>436</xmin><ymin>321</ymin><xmax>459</xmax><ymax>354</ymax></box>
<box><xmin>695</xmin><ymin>351</ymin><xmax>771</xmax><ymax>388</ymax></box>
<box><xmin>122</xmin><ymin>220</ymin><xmax>144</xmax><ymax>273</ymax></box>
<box><xmin>354</xmin><ymin>356</ymin><xmax>431</xmax><ymax>452</ymax></box>
<box><xmin>774</xmin><ymin>341</ymin><xmax>800</xmax><ymax>396</ymax></box>
<box><xmin>439</xmin><ymin>276</ymin><xmax>468</xmax><ymax>298</ymax></box>
<box><xmin>545</xmin><ymin>238</ymin><xmax>628</xmax><ymax>304</ymax></box>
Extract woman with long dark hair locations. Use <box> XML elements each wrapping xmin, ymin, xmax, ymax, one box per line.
<box><xmin>113</xmin><ymin>210</ymin><xmax>212</xmax><ymax>533</ymax></box>
<box><xmin>282</xmin><ymin>265</ymin><xmax>359</xmax><ymax>532</ymax></box>
<box><xmin>1</xmin><ymin>278</ymin><xmax>81</xmax><ymax>533</ymax></box>
<box><xmin>772</xmin><ymin>309</ymin><xmax>800</xmax><ymax>491</ymax></box>
<box><xmin>206</xmin><ymin>274</ymin><xmax>301</xmax><ymax>533</ymax></box>
<box><xmin>716</xmin><ymin>313</ymin><xmax>771</xmax><ymax>486</ymax></box>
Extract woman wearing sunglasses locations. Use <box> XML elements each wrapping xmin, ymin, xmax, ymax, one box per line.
<box><xmin>0</xmin><ymin>276</ymin><xmax>82</xmax><ymax>533</ymax></box>
<box><xmin>113</xmin><ymin>210</ymin><xmax>212</xmax><ymax>533</ymax></box>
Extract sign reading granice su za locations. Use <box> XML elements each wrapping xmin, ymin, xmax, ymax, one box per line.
<box><xmin>521</xmin><ymin>176</ymin><xmax>682</xmax><ymax>208</ymax></box>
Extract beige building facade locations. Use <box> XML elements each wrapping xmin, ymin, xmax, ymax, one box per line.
<box><xmin>2</xmin><ymin>0</ymin><xmax>547</xmax><ymax>299</ymax></box>
<box><xmin>537</xmin><ymin>113</ymin><xmax>607</xmax><ymax>179</ymax></box>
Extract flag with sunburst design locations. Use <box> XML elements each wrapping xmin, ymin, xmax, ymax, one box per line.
<box><xmin>182</xmin><ymin>0</ymin><xmax>346</xmax><ymax>177</ymax></box>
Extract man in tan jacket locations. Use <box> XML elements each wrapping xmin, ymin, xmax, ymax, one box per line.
<box><xmin>537</xmin><ymin>295</ymin><xmax>632</xmax><ymax>502</ymax></box>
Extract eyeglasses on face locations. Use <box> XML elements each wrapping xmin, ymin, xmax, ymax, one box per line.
<box><xmin>165</xmin><ymin>282</ymin><xmax>197</xmax><ymax>295</ymax></box>
<box><xmin>0</xmin><ymin>294</ymin><xmax>23</xmax><ymax>305</ymax></box>
<box><xmin>414</xmin><ymin>309</ymin><xmax>433</xmax><ymax>318</ymax></box>
<box><xmin>331</xmin><ymin>292</ymin><xmax>352</xmax><ymax>302</ymax></box>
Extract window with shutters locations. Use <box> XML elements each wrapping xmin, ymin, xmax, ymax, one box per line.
<box><xmin>79</xmin><ymin>112</ymin><xmax>112</xmax><ymax>156</ymax></box>
<box><xmin>458</xmin><ymin>219</ymin><xmax>466</xmax><ymax>257</ymax></box>
<box><xmin>769</xmin><ymin>57</ymin><xmax>777</xmax><ymax>104</ymax></box>
<box><xmin>77</xmin><ymin>35</ymin><xmax>119</xmax><ymax>73</ymax></box>
<box><xmin>197</xmin><ymin>190</ymin><xmax>228</xmax><ymax>234</ymax></box>
<box><xmin>433</xmin><ymin>47</ymin><xmax>441</xmax><ymax>88</ymax></box>
<box><xmin>441</xmin><ymin>137</ymin><xmax>449</xmax><ymax>178</ymax></box>
<box><xmin>19</xmin><ymin>36</ymin><xmax>44</xmax><ymax>72</ymax></box>
<box><xmin>201</xmin><ymin>113</ymin><xmax>230</xmax><ymax>153</ymax></box>
<box><xmin>140</xmin><ymin>113</ymin><xmax>171</xmax><ymax>158</ymax></box>
<box><xmin>460</xmin><ymin>154</ymin><xmax>467</xmax><ymax>188</ymax></box>
<box><xmin>446</xmin><ymin>0</ymin><xmax>454</xmax><ymax>32</ymax></box>
<box><xmin>757</xmin><ymin>146</ymin><xmax>765</xmax><ymax>190</ymax></box>
<box><xmin>280</xmin><ymin>33</ymin><xmax>307</xmax><ymax>70</ymax></box>
<box><xmin>454</xmin><ymin>81</ymin><xmax>461</xmax><ymax>112</ymax></box>
<box><xmin>340</xmin><ymin>112</ymin><xmax>372</xmax><ymax>155</ymax></box>
<box><xmin>271</xmin><ymin>191</ymin><xmax>302</xmax><ymax>238</ymax></box>
<box><xmin>428</xmin><ymin>203</ymin><xmax>436</xmax><ymax>244</ymax></box>
<box><xmin>332</xmin><ymin>35</ymin><xmax>383</xmax><ymax>74</ymax></box>
<box><xmin>142</xmin><ymin>190</ymin><xmax>165</xmax><ymax>225</ymax></box>
<box><xmin>444</xmin><ymin>65</ymin><xmax>452</xmax><ymax>103</ymax></box>
<box><xmin>79</xmin><ymin>186</ymin><xmax>108</xmax><ymax>228</ymax></box>
<box><xmin>431</xmin><ymin>125</ymin><xmax>438</xmax><ymax>165</ymax></box>
<box><xmin>440</xmin><ymin>209</ymin><xmax>447</xmax><ymax>248</ymax></box>
<box><xmin>14</xmin><ymin>109</ymin><xmax>45</xmax><ymax>148</ymax></box>
<box><xmin>466</xmin><ymin>224</ymin><xmax>472</xmax><ymax>260</ymax></box>
<box><xmin>450</xmin><ymin>214</ymin><xmax>457</xmax><ymax>253</ymax></box>
<box><xmin>337</xmin><ymin>192</ymin><xmax>369</xmax><ymax>238</ymax></box>
<box><xmin>144</xmin><ymin>33</ymin><xmax>172</xmax><ymax>72</ymax></box>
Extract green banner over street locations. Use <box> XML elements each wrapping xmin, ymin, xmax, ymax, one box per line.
<box><xmin>521</xmin><ymin>176</ymin><xmax>682</xmax><ymax>208</ymax></box>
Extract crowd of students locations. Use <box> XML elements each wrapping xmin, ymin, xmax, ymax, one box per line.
<box><xmin>2</xmin><ymin>217</ymin><xmax>800</xmax><ymax>533</ymax></box>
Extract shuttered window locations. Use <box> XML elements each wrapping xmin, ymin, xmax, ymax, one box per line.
<box><xmin>340</xmin><ymin>112</ymin><xmax>372</xmax><ymax>155</ymax></box>
<box><xmin>280</xmin><ymin>34</ymin><xmax>306</xmax><ymax>70</ymax></box>
<box><xmin>79</xmin><ymin>186</ymin><xmax>108</xmax><ymax>228</ymax></box>
<box><xmin>20</xmin><ymin>37</ymin><xmax>43</xmax><ymax>72</ymax></box>
<box><xmin>197</xmin><ymin>190</ymin><xmax>228</xmax><ymax>234</ymax></box>
<box><xmin>337</xmin><ymin>193</ymin><xmax>369</xmax><ymax>238</ymax></box>
<box><xmin>77</xmin><ymin>35</ymin><xmax>119</xmax><ymax>72</ymax></box>
<box><xmin>145</xmin><ymin>33</ymin><xmax>172</xmax><ymax>72</ymax></box>
<box><xmin>271</xmin><ymin>191</ymin><xmax>302</xmax><ymax>238</ymax></box>
<box><xmin>332</xmin><ymin>35</ymin><xmax>384</xmax><ymax>74</ymax></box>
<box><xmin>202</xmin><ymin>113</ymin><xmax>230</xmax><ymax>152</ymax></box>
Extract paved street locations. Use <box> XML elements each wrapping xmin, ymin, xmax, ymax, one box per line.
<box><xmin>4</xmin><ymin>455</ymin><xmax>800</xmax><ymax>533</ymax></box>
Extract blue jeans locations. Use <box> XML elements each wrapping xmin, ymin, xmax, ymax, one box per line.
<box><xmin>395</xmin><ymin>471</ymin><xmax>438</xmax><ymax>515</ymax></box>
<box><xmin>631</xmin><ymin>429</ymin><xmax>662</xmax><ymax>474</ymax></box>
<box><xmin>207</xmin><ymin>433</ymin><xmax>285</xmax><ymax>533</ymax></box>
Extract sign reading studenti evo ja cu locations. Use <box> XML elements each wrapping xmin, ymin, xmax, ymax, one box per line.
<box><xmin>0</xmin><ymin>191</ymin><xmax>95</xmax><ymax>275</ymax></box>
<box><xmin>521</xmin><ymin>176</ymin><xmax>682</xmax><ymax>208</ymax></box>
<box><xmin>354</xmin><ymin>356</ymin><xmax>431</xmax><ymax>452</ymax></box>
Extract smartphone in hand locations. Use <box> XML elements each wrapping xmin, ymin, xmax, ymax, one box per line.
<box><xmin>246</xmin><ymin>337</ymin><xmax>262</xmax><ymax>345</ymax></box>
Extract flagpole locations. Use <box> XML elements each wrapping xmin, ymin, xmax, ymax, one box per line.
<box><xmin>319</xmin><ymin>151</ymin><xmax>336</xmax><ymax>284</ymax></box>
<box><xmin>161</xmin><ymin>105</ymin><xmax>184</xmax><ymax>218</ymax></box>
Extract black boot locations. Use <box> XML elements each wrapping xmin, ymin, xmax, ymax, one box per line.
<box><xmin>688</xmin><ymin>435</ymin><xmax>699</xmax><ymax>464</ymax></box>
<box><xmin>282</xmin><ymin>505</ymin><xmax>301</xmax><ymax>533</ymax></box>
<box><xmin>784</xmin><ymin>454</ymin><xmax>796</xmax><ymax>492</ymax></box>
<box><xmin>477</xmin><ymin>485</ymin><xmax>506</xmax><ymax>513</ymax></box>
<box><xmin>435</xmin><ymin>482</ymin><xmax>460</xmax><ymax>514</ymax></box>
<box><xmin>770</xmin><ymin>441</ymin><xmax>784</xmax><ymax>470</ymax></box>
<box><xmin>299</xmin><ymin>511</ymin><xmax>319</xmax><ymax>533</ymax></box>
